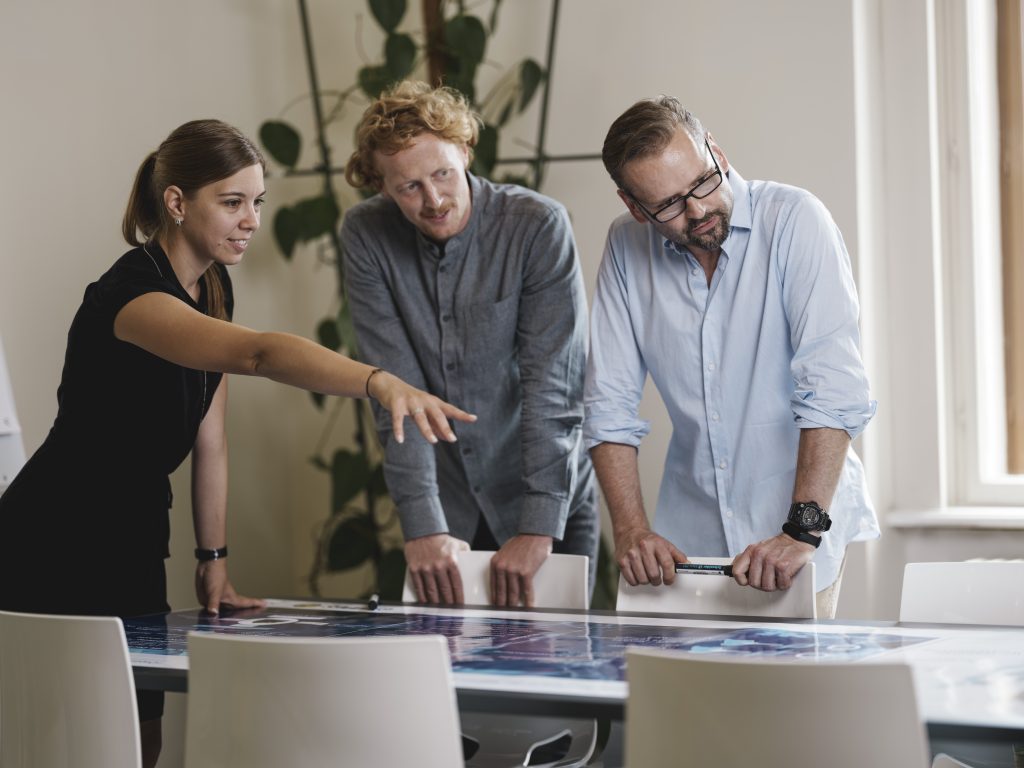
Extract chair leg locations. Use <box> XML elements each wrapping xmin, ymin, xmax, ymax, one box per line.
<box><xmin>585</xmin><ymin>718</ymin><xmax>613</xmax><ymax>766</ymax></box>
<box><xmin>140</xmin><ymin>718</ymin><xmax>162</xmax><ymax>768</ymax></box>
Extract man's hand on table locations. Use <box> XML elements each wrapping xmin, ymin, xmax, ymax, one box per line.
<box><xmin>489</xmin><ymin>534</ymin><xmax>554</xmax><ymax>608</ymax></box>
<box><xmin>404</xmin><ymin>533</ymin><xmax>470</xmax><ymax>604</ymax></box>
<box><xmin>731</xmin><ymin>532</ymin><xmax>816</xmax><ymax>591</ymax></box>
<box><xmin>615</xmin><ymin>526</ymin><xmax>688</xmax><ymax>586</ymax></box>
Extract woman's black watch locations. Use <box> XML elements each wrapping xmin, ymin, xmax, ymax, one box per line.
<box><xmin>195</xmin><ymin>546</ymin><xmax>228</xmax><ymax>561</ymax></box>
<box><xmin>782</xmin><ymin>501</ymin><xmax>831</xmax><ymax>548</ymax></box>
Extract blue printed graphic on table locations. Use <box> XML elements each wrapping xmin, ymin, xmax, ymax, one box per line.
<box><xmin>124</xmin><ymin>606</ymin><xmax>931</xmax><ymax>681</ymax></box>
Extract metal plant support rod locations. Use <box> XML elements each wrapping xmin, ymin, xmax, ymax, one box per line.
<box><xmin>283</xmin><ymin>150</ymin><xmax>602</xmax><ymax>178</ymax></box>
<box><xmin>297</xmin><ymin>0</ymin><xmax>344</xmax><ymax>285</ymax></box>
<box><xmin>296</xmin><ymin>0</ymin><xmax>377</xmax><ymax>588</ymax></box>
<box><xmin>494</xmin><ymin>152</ymin><xmax>602</xmax><ymax>166</ymax></box>
<box><xmin>530</xmin><ymin>0</ymin><xmax>560</xmax><ymax>188</ymax></box>
<box><xmin>285</xmin><ymin>0</ymin><xmax>601</xmax><ymax>183</ymax></box>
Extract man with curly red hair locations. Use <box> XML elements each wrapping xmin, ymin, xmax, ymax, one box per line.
<box><xmin>342</xmin><ymin>81</ymin><xmax>597</xmax><ymax>608</ymax></box>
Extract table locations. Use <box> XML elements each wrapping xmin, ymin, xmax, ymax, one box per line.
<box><xmin>127</xmin><ymin>598</ymin><xmax>1024</xmax><ymax>763</ymax></box>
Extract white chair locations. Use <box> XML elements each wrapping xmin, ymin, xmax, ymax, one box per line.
<box><xmin>903</xmin><ymin>566</ymin><xmax>1010</xmax><ymax>768</ymax></box>
<box><xmin>402</xmin><ymin>549</ymin><xmax>590</xmax><ymax>609</ymax></box>
<box><xmin>626</xmin><ymin>649</ymin><xmax>931</xmax><ymax>768</ymax></box>
<box><xmin>184</xmin><ymin>633</ymin><xmax>463</xmax><ymax>768</ymax></box>
<box><xmin>616</xmin><ymin>556</ymin><xmax>817</xmax><ymax>619</ymax></box>
<box><xmin>0</xmin><ymin>334</ymin><xmax>26</xmax><ymax>493</ymax></box>
<box><xmin>899</xmin><ymin>561</ymin><xmax>1024</xmax><ymax>626</ymax></box>
<box><xmin>403</xmin><ymin>550</ymin><xmax>598</xmax><ymax>767</ymax></box>
<box><xmin>0</xmin><ymin>610</ymin><xmax>141</xmax><ymax>768</ymax></box>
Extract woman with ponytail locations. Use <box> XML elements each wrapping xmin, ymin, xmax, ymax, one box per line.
<box><xmin>0</xmin><ymin>119</ymin><xmax>475</xmax><ymax>767</ymax></box>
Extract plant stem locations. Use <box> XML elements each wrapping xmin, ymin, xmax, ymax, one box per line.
<box><xmin>298</xmin><ymin>0</ymin><xmax>381</xmax><ymax>592</ymax></box>
<box><xmin>531</xmin><ymin>0</ymin><xmax>561</xmax><ymax>189</ymax></box>
<box><xmin>297</xmin><ymin>0</ymin><xmax>346</xmax><ymax>290</ymax></box>
<box><xmin>422</xmin><ymin>0</ymin><xmax>446</xmax><ymax>86</ymax></box>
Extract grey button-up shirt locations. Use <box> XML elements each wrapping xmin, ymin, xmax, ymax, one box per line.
<box><xmin>341</xmin><ymin>173</ymin><xmax>595</xmax><ymax>546</ymax></box>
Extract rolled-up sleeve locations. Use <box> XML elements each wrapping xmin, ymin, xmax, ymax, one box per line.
<box><xmin>341</xmin><ymin>214</ymin><xmax>448</xmax><ymax>540</ymax></box>
<box><xmin>778</xmin><ymin>194</ymin><xmax>876</xmax><ymax>439</ymax></box>
<box><xmin>584</xmin><ymin>222</ymin><xmax>652</xmax><ymax>450</ymax></box>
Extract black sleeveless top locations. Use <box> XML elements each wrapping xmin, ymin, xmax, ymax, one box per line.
<box><xmin>0</xmin><ymin>243</ymin><xmax>231</xmax><ymax>616</ymax></box>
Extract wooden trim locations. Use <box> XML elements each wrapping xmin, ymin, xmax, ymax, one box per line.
<box><xmin>998</xmin><ymin>0</ymin><xmax>1024</xmax><ymax>473</ymax></box>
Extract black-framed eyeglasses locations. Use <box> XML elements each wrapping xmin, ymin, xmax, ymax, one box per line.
<box><xmin>627</xmin><ymin>136</ymin><xmax>723</xmax><ymax>223</ymax></box>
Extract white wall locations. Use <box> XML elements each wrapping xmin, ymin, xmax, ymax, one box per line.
<box><xmin>7</xmin><ymin>0</ymin><xmax>1020</xmax><ymax>764</ymax></box>
<box><xmin>502</xmin><ymin>0</ymin><xmax>1024</xmax><ymax>623</ymax></box>
<box><xmin>5</xmin><ymin>0</ymin><xmax>1019</xmax><ymax>743</ymax></box>
<box><xmin>540</xmin><ymin>0</ymin><xmax>869</xmax><ymax>612</ymax></box>
<box><xmin>1</xmin><ymin>0</ymin><xmax>870</xmax><ymax>614</ymax></box>
<box><xmin>0</xmin><ymin>1</ymin><xmax>878</xmax><ymax>599</ymax></box>
<box><xmin>0</xmin><ymin>4</ymin><xmax>383</xmax><ymax>763</ymax></box>
<box><xmin>0</xmin><ymin>0</ymin><xmax>394</xmax><ymax>614</ymax></box>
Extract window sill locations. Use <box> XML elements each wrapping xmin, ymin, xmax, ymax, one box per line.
<box><xmin>886</xmin><ymin>507</ymin><xmax>1024</xmax><ymax>530</ymax></box>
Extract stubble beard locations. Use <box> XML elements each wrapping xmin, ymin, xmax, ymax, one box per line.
<box><xmin>673</xmin><ymin>208</ymin><xmax>730</xmax><ymax>252</ymax></box>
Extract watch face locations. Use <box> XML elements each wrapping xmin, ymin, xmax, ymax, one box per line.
<box><xmin>789</xmin><ymin>502</ymin><xmax>827</xmax><ymax>530</ymax></box>
<box><xmin>799</xmin><ymin>507</ymin><xmax>820</xmax><ymax>526</ymax></box>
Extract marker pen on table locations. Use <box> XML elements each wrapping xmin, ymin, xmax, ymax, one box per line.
<box><xmin>674</xmin><ymin>563</ymin><xmax>733</xmax><ymax>576</ymax></box>
<box><xmin>367</xmin><ymin>593</ymin><xmax>380</xmax><ymax>611</ymax></box>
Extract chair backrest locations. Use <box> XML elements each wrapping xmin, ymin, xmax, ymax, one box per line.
<box><xmin>0</xmin><ymin>610</ymin><xmax>141</xmax><ymax>768</ymax></box>
<box><xmin>0</xmin><ymin>335</ymin><xmax>26</xmax><ymax>492</ymax></box>
<box><xmin>401</xmin><ymin>552</ymin><xmax>594</xmax><ymax>767</ymax></box>
<box><xmin>626</xmin><ymin>649</ymin><xmax>930</xmax><ymax>768</ymax></box>
<box><xmin>402</xmin><ymin>550</ymin><xmax>590</xmax><ymax>609</ymax></box>
<box><xmin>900</xmin><ymin>560</ymin><xmax>1024</xmax><ymax>625</ymax></box>
<box><xmin>615</xmin><ymin>557</ymin><xmax>816</xmax><ymax>618</ymax></box>
<box><xmin>184</xmin><ymin>633</ymin><xmax>463</xmax><ymax>768</ymax></box>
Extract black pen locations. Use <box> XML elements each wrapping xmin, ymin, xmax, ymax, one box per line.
<box><xmin>367</xmin><ymin>593</ymin><xmax>380</xmax><ymax>611</ymax></box>
<box><xmin>674</xmin><ymin>562</ymin><xmax>733</xmax><ymax>576</ymax></box>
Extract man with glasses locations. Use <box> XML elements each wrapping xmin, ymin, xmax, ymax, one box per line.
<box><xmin>585</xmin><ymin>97</ymin><xmax>877</xmax><ymax>617</ymax></box>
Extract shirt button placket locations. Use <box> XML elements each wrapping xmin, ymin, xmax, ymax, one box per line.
<box><xmin>703</xmin><ymin>323</ymin><xmax>731</xmax><ymax>527</ymax></box>
<box><xmin>690</xmin><ymin>259</ymin><xmax>708</xmax><ymax>311</ymax></box>
<box><xmin>437</xmin><ymin>258</ymin><xmax>458</xmax><ymax>392</ymax></box>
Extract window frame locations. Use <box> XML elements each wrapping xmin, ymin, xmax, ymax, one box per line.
<box><xmin>938</xmin><ymin>0</ymin><xmax>1024</xmax><ymax>505</ymax></box>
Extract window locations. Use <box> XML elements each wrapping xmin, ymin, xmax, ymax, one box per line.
<box><xmin>998</xmin><ymin>0</ymin><xmax>1024</xmax><ymax>474</ymax></box>
<box><xmin>939</xmin><ymin>0</ymin><xmax>1024</xmax><ymax>504</ymax></box>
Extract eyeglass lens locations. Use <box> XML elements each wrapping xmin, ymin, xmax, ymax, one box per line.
<box><xmin>653</xmin><ymin>171</ymin><xmax>722</xmax><ymax>222</ymax></box>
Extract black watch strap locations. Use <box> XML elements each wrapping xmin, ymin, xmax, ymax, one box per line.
<box><xmin>782</xmin><ymin>522</ymin><xmax>822</xmax><ymax>549</ymax></box>
<box><xmin>195</xmin><ymin>546</ymin><xmax>228</xmax><ymax>561</ymax></box>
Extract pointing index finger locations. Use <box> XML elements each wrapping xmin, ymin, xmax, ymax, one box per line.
<box><xmin>391</xmin><ymin>407</ymin><xmax>406</xmax><ymax>444</ymax></box>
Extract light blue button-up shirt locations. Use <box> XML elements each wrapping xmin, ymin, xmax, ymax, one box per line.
<box><xmin>584</xmin><ymin>169</ymin><xmax>879</xmax><ymax>590</ymax></box>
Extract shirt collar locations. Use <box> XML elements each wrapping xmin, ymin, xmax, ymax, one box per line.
<box><xmin>140</xmin><ymin>240</ymin><xmax>205</xmax><ymax>310</ymax></box>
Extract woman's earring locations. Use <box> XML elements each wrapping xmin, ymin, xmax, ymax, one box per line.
<box><xmin>174</xmin><ymin>217</ymin><xmax>183</xmax><ymax>227</ymax></box>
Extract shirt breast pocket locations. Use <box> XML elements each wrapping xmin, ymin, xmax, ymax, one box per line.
<box><xmin>464</xmin><ymin>293</ymin><xmax>521</xmax><ymax>365</ymax></box>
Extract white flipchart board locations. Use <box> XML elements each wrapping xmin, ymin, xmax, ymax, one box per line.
<box><xmin>0</xmin><ymin>336</ymin><xmax>26</xmax><ymax>492</ymax></box>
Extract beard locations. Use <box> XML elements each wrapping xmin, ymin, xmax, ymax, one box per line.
<box><xmin>666</xmin><ymin>205</ymin><xmax>731</xmax><ymax>252</ymax></box>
